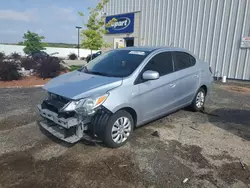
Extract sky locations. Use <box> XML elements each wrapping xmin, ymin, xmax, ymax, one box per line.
<box><xmin>0</xmin><ymin>0</ymin><xmax>99</xmax><ymax>44</ymax></box>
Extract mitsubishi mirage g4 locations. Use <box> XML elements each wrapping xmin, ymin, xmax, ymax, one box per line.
<box><xmin>38</xmin><ymin>47</ymin><xmax>213</xmax><ymax>148</ymax></box>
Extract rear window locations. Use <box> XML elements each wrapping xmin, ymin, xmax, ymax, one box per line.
<box><xmin>174</xmin><ymin>52</ymin><xmax>196</xmax><ymax>71</ymax></box>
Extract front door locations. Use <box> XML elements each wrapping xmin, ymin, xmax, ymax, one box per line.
<box><xmin>114</xmin><ymin>38</ymin><xmax>125</xmax><ymax>49</ymax></box>
<box><xmin>136</xmin><ymin>52</ymin><xmax>178</xmax><ymax>122</ymax></box>
<box><xmin>124</xmin><ymin>37</ymin><xmax>134</xmax><ymax>47</ymax></box>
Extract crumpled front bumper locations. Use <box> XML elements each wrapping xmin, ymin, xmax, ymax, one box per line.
<box><xmin>39</xmin><ymin>120</ymin><xmax>82</xmax><ymax>143</ymax></box>
<box><xmin>37</xmin><ymin>105</ymin><xmax>92</xmax><ymax>143</ymax></box>
<box><xmin>37</xmin><ymin>105</ymin><xmax>79</xmax><ymax>129</ymax></box>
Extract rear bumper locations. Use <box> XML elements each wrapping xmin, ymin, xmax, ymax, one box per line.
<box><xmin>207</xmin><ymin>76</ymin><xmax>214</xmax><ymax>95</ymax></box>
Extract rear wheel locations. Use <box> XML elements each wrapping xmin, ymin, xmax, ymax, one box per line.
<box><xmin>190</xmin><ymin>88</ymin><xmax>206</xmax><ymax>111</ymax></box>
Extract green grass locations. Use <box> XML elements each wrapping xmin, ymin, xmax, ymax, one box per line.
<box><xmin>43</xmin><ymin>43</ymin><xmax>76</xmax><ymax>48</ymax></box>
<box><xmin>69</xmin><ymin>65</ymin><xmax>82</xmax><ymax>71</ymax></box>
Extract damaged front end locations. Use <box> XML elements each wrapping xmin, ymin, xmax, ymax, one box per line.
<box><xmin>38</xmin><ymin>92</ymin><xmax>109</xmax><ymax>143</ymax></box>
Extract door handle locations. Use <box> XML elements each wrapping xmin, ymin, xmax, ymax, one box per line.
<box><xmin>194</xmin><ymin>74</ymin><xmax>199</xmax><ymax>78</ymax></box>
<box><xmin>170</xmin><ymin>83</ymin><xmax>176</xmax><ymax>88</ymax></box>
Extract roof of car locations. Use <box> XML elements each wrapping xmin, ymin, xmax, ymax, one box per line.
<box><xmin>116</xmin><ymin>46</ymin><xmax>189</xmax><ymax>52</ymax></box>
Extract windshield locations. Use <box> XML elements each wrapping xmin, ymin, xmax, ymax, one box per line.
<box><xmin>82</xmin><ymin>50</ymin><xmax>150</xmax><ymax>77</ymax></box>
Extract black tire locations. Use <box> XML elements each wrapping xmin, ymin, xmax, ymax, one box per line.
<box><xmin>91</xmin><ymin>108</ymin><xmax>111</xmax><ymax>139</ymax></box>
<box><xmin>104</xmin><ymin>110</ymin><xmax>134</xmax><ymax>148</ymax></box>
<box><xmin>93</xmin><ymin>110</ymin><xmax>134</xmax><ymax>148</ymax></box>
<box><xmin>190</xmin><ymin>88</ymin><xmax>206</xmax><ymax>112</ymax></box>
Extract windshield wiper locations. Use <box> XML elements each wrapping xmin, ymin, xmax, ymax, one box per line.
<box><xmin>82</xmin><ymin>67</ymin><xmax>113</xmax><ymax>77</ymax></box>
<box><xmin>88</xmin><ymin>71</ymin><xmax>111</xmax><ymax>77</ymax></box>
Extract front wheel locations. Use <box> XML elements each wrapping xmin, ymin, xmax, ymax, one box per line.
<box><xmin>190</xmin><ymin>88</ymin><xmax>206</xmax><ymax>111</ymax></box>
<box><xmin>103</xmin><ymin>110</ymin><xmax>134</xmax><ymax>148</ymax></box>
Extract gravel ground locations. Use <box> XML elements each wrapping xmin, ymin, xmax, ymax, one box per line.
<box><xmin>0</xmin><ymin>82</ymin><xmax>249</xmax><ymax>188</ymax></box>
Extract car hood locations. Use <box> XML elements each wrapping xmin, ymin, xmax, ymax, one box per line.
<box><xmin>43</xmin><ymin>71</ymin><xmax>122</xmax><ymax>100</ymax></box>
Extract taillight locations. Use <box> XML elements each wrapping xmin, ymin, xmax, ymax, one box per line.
<box><xmin>209</xmin><ymin>66</ymin><xmax>213</xmax><ymax>74</ymax></box>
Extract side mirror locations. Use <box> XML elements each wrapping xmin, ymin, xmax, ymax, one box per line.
<box><xmin>142</xmin><ymin>70</ymin><xmax>160</xmax><ymax>80</ymax></box>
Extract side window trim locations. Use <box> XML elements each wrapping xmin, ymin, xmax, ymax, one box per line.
<box><xmin>172</xmin><ymin>51</ymin><xmax>178</xmax><ymax>72</ymax></box>
<box><xmin>134</xmin><ymin>51</ymin><xmax>174</xmax><ymax>85</ymax></box>
<box><xmin>171</xmin><ymin>52</ymin><xmax>176</xmax><ymax>72</ymax></box>
<box><xmin>189</xmin><ymin>54</ymin><xmax>196</xmax><ymax>66</ymax></box>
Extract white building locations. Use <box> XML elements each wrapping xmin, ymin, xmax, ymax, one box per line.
<box><xmin>103</xmin><ymin>0</ymin><xmax>250</xmax><ymax>80</ymax></box>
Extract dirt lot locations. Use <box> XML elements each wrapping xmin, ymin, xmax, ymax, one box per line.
<box><xmin>0</xmin><ymin>82</ymin><xmax>249</xmax><ymax>188</ymax></box>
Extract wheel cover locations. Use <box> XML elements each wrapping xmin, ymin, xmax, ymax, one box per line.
<box><xmin>111</xmin><ymin>117</ymin><xmax>131</xmax><ymax>144</ymax></box>
<box><xmin>196</xmin><ymin>91</ymin><xmax>205</xmax><ymax>108</ymax></box>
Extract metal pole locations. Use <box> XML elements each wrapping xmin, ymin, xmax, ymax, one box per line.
<box><xmin>75</xmin><ymin>26</ymin><xmax>82</xmax><ymax>59</ymax></box>
<box><xmin>77</xmin><ymin>28</ymin><xmax>80</xmax><ymax>59</ymax></box>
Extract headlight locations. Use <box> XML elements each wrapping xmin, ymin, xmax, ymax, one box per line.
<box><xmin>61</xmin><ymin>94</ymin><xmax>109</xmax><ymax>115</ymax></box>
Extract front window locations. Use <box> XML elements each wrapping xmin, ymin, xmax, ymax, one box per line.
<box><xmin>82</xmin><ymin>50</ymin><xmax>150</xmax><ymax>77</ymax></box>
<box><xmin>144</xmin><ymin>52</ymin><xmax>174</xmax><ymax>76</ymax></box>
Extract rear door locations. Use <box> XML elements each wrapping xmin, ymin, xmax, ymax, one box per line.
<box><xmin>136</xmin><ymin>52</ymin><xmax>179</xmax><ymax>122</ymax></box>
<box><xmin>172</xmin><ymin>51</ymin><xmax>200</xmax><ymax>105</ymax></box>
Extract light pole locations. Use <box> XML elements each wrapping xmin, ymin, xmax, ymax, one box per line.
<box><xmin>76</xmin><ymin>26</ymin><xmax>82</xmax><ymax>59</ymax></box>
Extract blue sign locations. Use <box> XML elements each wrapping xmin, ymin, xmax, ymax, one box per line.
<box><xmin>106</xmin><ymin>13</ymin><xmax>134</xmax><ymax>34</ymax></box>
